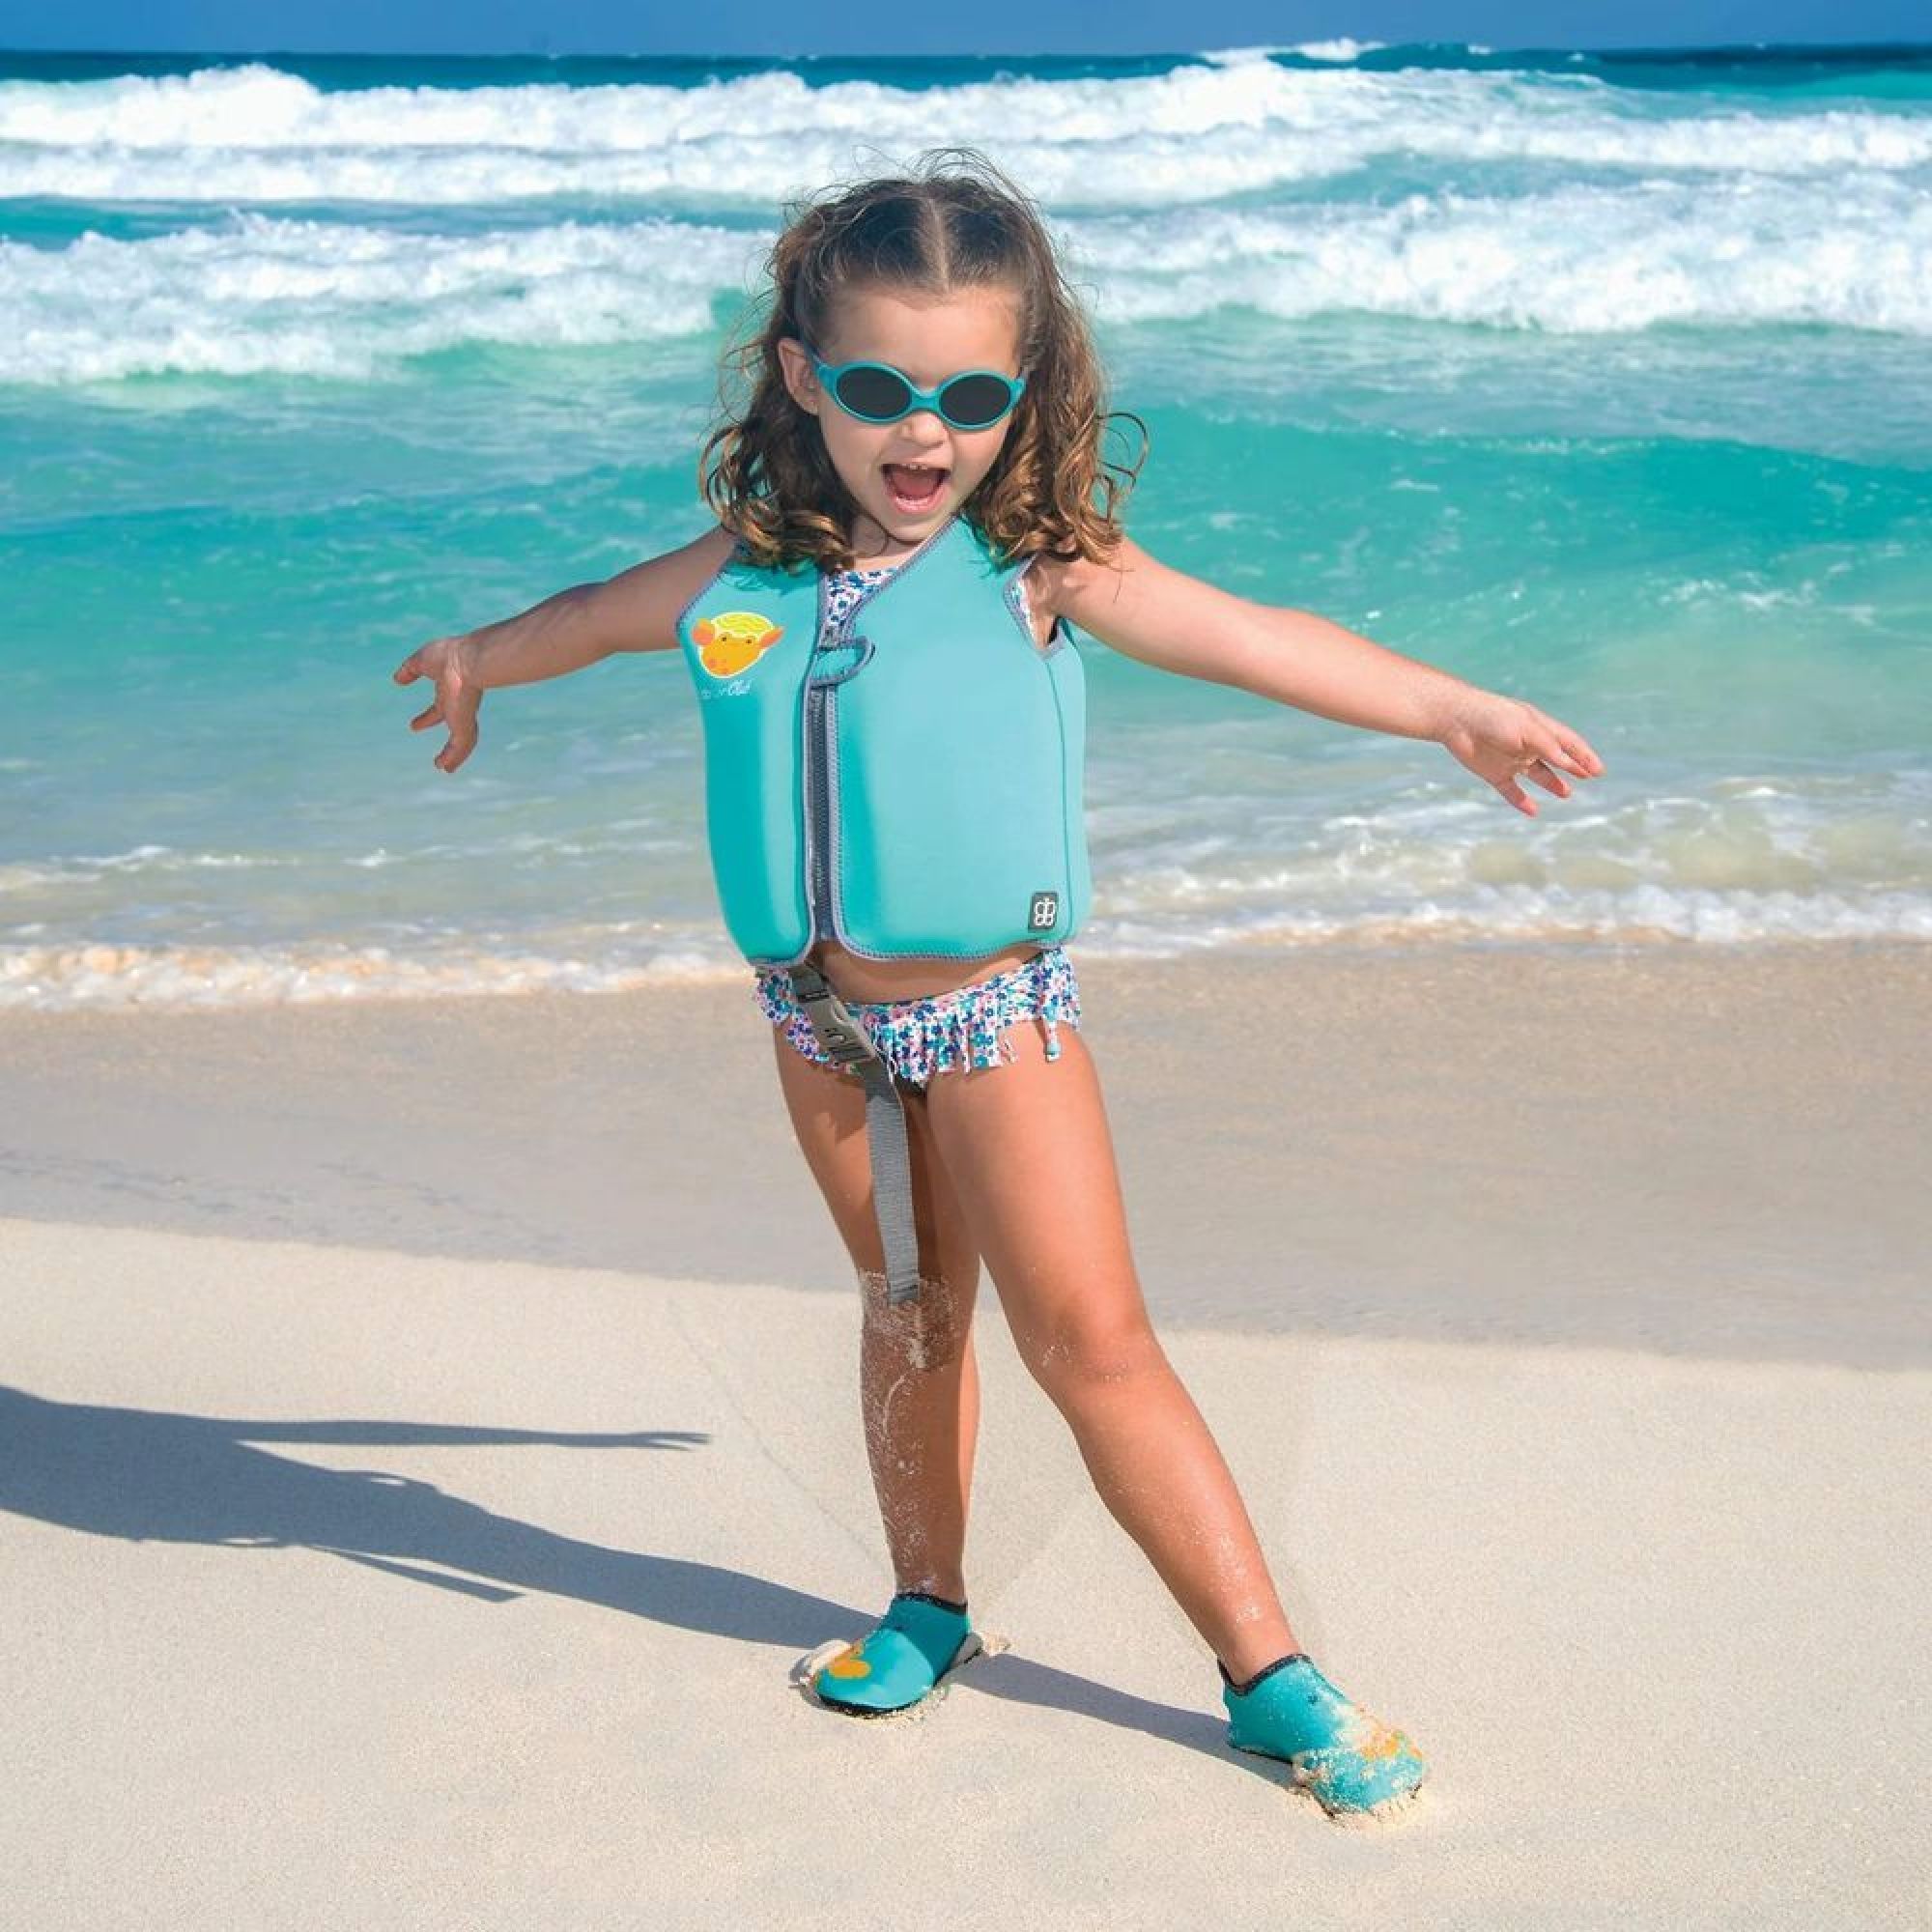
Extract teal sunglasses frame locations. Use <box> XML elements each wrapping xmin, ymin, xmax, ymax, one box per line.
<box><xmin>798</xmin><ymin>336</ymin><xmax>1028</xmax><ymax>431</ymax></box>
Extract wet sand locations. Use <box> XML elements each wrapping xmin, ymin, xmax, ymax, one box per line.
<box><xmin>3</xmin><ymin>942</ymin><xmax>1924</xmax><ymax>1365</ymax></box>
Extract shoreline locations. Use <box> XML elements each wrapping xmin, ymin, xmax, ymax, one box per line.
<box><xmin>1</xmin><ymin>940</ymin><xmax>1922</xmax><ymax>1369</ymax></box>
<box><xmin>4</xmin><ymin>929</ymin><xmax>1923</xmax><ymax>1014</ymax></box>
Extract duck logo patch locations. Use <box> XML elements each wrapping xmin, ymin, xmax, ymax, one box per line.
<box><xmin>691</xmin><ymin>610</ymin><xmax>785</xmax><ymax>680</ymax></box>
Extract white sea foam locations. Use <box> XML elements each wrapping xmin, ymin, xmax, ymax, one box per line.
<box><xmin>1200</xmin><ymin>42</ymin><xmax>1389</xmax><ymax>65</ymax></box>
<box><xmin>1287</xmin><ymin>41</ymin><xmax>1390</xmax><ymax>63</ymax></box>
<box><xmin>2</xmin><ymin>891</ymin><xmax>1924</xmax><ymax>1011</ymax></box>
<box><xmin>7</xmin><ymin>161</ymin><xmax>1930</xmax><ymax>385</ymax></box>
<box><xmin>10</xmin><ymin>60</ymin><xmax>1931</xmax><ymax>386</ymax></box>
<box><xmin>0</xmin><ymin>213</ymin><xmax>745</xmax><ymax>382</ymax></box>
<box><xmin>6</xmin><ymin>764</ymin><xmax>1928</xmax><ymax>1009</ymax></box>
<box><xmin>1070</xmin><ymin>178</ymin><xmax>1932</xmax><ymax>333</ymax></box>
<box><xmin>4</xmin><ymin>60</ymin><xmax>1931</xmax><ymax>213</ymax></box>
<box><xmin>0</xmin><ymin>940</ymin><xmax>744</xmax><ymax>1011</ymax></box>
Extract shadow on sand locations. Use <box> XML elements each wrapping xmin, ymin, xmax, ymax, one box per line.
<box><xmin>0</xmin><ymin>1383</ymin><xmax>1235</xmax><ymax>1761</ymax></box>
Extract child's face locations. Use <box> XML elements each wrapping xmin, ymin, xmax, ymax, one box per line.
<box><xmin>779</xmin><ymin>285</ymin><xmax>1024</xmax><ymax>555</ymax></box>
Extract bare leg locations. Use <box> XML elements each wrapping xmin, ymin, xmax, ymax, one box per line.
<box><xmin>771</xmin><ymin>1031</ymin><xmax>981</xmax><ymax>1604</ymax></box>
<box><xmin>919</xmin><ymin>1023</ymin><xmax>1303</xmax><ymax>1682</ymax></box>
<box><xmin>856</xmin><ymin>1264</ymin><xmax>979</xmax><ymax>1604</ymax></box>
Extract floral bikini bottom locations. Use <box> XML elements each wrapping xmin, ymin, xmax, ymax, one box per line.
<box><xmin>752</xmin><ymin>945</ymin><xmax>1083</xmax><ymax>1089</ymax></box>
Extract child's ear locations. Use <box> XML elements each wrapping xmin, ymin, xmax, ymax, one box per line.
<box><xmin>777</xmin><ymin>337</ymin><xmax>818</xmax><ymax>415</ymax></box>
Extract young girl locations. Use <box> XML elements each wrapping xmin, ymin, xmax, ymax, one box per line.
<box><xmin>393</xmin><ymin>150</ymin><xmax>1604</xmax><ymax>1821</ymax></box>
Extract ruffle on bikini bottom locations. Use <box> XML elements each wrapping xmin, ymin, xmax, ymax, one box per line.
<box><xmin>753</xmin><ymin>946</ymin><xmax>1083</xmax><ymax>1089</ymax></box>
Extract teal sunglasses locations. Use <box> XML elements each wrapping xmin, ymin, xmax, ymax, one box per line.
<box><xmin>798</xmin><ymin>336</ymin><xmax>1027</xmax><ymax>431</ymax></box>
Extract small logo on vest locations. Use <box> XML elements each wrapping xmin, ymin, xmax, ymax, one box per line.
<box><xmin>1027</xmin><ymin>890</ymin><xmax>1060</xmax><ymax>931</ymax></box>
<box><xmin>691</xmin><ymin>610</ymin><xmax>785</xmax><ymax>683</ymax></box>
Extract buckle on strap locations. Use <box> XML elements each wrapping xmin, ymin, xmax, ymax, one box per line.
<box><xmin>786</xmin><ymin>963</ymin><xmax>879</xmax><ymax>1070</ymax></box>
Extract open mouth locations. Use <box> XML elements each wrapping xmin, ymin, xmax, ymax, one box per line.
<box><xmin>884</xmin><ymin>463</ymin><xmax>949</xmax><ymax>513</ymax></box>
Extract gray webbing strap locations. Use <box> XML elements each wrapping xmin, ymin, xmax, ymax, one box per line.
<box><xmin>785</xmin><ymin>963</ymin><xmax>923</xmax><ymax>1306</ymax></box>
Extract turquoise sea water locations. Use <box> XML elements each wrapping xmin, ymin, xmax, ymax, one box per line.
<box><xmin>3</xmin><ymin>41</ymin><xmax>1929</xmax><ymax>1009</ymax></box>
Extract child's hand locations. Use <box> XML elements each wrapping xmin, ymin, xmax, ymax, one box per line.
<box><xmin>1436</xmin><ymin>691</ymin><xmax>1605</xmax><ymax>817</ymax></box>
<box><xmin>392</xmin><ymin>635</ymin><xmax>484</xmax><ymax>774</ymax></box>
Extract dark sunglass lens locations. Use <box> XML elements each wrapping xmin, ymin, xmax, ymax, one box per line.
<box><xmin>834</xmin><ymin>365</ymin><xmax>912</xmax><ymax>419</ymax></box>
<box><xmin>939</xmin><ymin>374</ymin><xmax>1014</xmax><ymax>426</ymax></box>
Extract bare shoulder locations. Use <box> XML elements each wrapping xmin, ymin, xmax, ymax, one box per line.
<box><xmin>1025</xmin><ymin>540</ymin><xmax>1120</xmax><ymax>618</ymax></box>
<box><xmin>601</xmin><ymin>523</ymin><xmax>743</xmax><ymax>655</ymax></box>
<box><xmin>1032</xmin><ymin>533</ymin><xmax>1156</xmax><ymax>628</ymax></box>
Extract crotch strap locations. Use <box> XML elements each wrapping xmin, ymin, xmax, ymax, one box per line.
<box><xmin>785</xmin><ymin>963</ymin><xmax>923</xmax><ymax>1306</ymax></box>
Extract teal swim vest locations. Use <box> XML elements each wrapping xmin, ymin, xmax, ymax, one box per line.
<box><xmin>673</xmin><ymin>509</ymin><xmax>1091</xmax><ymax>966</ymax></box>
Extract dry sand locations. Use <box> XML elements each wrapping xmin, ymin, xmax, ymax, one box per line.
<box><xmin>2</xmin><ymin>942</ymin><xmax>1927</xmax><ymax>1926</ymax></box>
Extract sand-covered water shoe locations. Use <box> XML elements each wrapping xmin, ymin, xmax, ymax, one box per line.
<box><xmin>802</xmin><ymin>1591</ymin><xmax>984</xmax><ymax>1719</ymax></box>
<box><xmin>1221</xmin><ymin>1652</ymin><xmax>1428</xmax><ymax>1819</ymax></box>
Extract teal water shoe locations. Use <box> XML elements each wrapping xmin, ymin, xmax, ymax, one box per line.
<box><xmin>1221</xmin><ymin>1652</ymin><xmax>1428</xmax><ymax>1816</ymax></box>
<box><xmin>810</xmin><ymin>1591</ymin><xmax>982</xmax><ymax>1718</ymax></box>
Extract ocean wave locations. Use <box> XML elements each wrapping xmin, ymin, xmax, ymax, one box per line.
<box><xmin>6</xmin><ymin>167</ymin><xmax>1928</xmax><ymax>385</ymax></box>
<box><xmin>1201</xmin><ymin>41</ymin><xmax>1390</xmax><ymax>66</ymax></box>
<box><xmin>3</xmin><ymin>59</ymin><xmax>1931</xmax><ymax>213</ymax></box>
<box><xmin>0</xmin><ymin>940</ymin><xmax>742</xmax><ymax>1011</ymax></box>
<box><xmin>1077</xmin><ymin>179</ymin><xmax>1932</xmax><ymax>333</ymax></box>
<box><xmin>0</xmin><ymin>213</ymin><xmax>744</xmax><ymax>382</ymax></box>
<box><xmin>6</xmin><ymin>765</ymin><xmax>1929</xmax><ymax>1009</ymax></box>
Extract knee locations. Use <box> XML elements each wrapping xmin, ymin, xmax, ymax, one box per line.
<box><xmin>1025</xmin><ymin>1318</ymin><xmax>1169</xmax><ymax>1403</ymax></box>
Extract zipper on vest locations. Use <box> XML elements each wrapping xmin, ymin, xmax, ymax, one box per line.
<box><xmin>800</xmin><ymin>567</ymin><xmax>834</xmax><ymax>952</ymax></box>
<box><xmin>809</xmin><ymin>682</ymin><xmax>836</xmax><ymax>940</ymax></box>
<box><xmin>808</xmin><ymin>646</ymin><xmax>857</xmax><ymax>949</ymax></box>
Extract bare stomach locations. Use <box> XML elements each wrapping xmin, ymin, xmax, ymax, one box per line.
<box><xmin>804</xmin><ymin>937</ymin><xmax>1045</xmax><ymax>1004</ymax></box>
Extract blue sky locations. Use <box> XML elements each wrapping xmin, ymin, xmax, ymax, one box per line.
<box><xmin>0</xmin><ymin>3</ymin><xmax>1924</xmax><ymax>56</ymax></box>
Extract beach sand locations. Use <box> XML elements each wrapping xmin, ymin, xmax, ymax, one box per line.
<box><xmin>3</xmin><ymin>944</ymin><xmax>1927</xmax><ymax>1926</ymax></box>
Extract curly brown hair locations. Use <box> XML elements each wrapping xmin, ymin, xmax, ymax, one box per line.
<box><xmin>696</xmin><ymin>147</ymin><xmax>1149</xmax><ymax>577</ymax></box>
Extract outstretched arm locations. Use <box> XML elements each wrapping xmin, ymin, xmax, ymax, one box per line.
<box><xmin>391</xmin><ymin>523</ymin><xmax>737</xmax><ymax>773</ymax></box>
<box><xmin>1052</xmin><ymin>535</ymin><xmax>1605</xmax><ymax>816</ymax></box>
